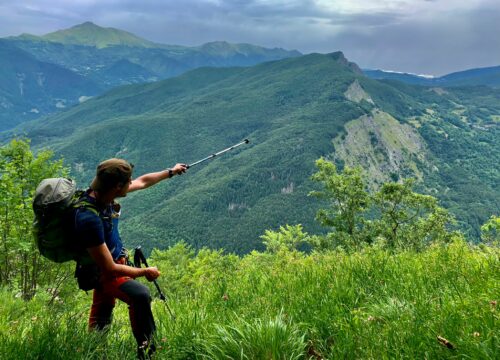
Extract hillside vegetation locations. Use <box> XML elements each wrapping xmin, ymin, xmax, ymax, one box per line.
<box><xmin>0</xmin><ymin>241</ymin><xmax>498</xmax><ymax>359</ymax></box>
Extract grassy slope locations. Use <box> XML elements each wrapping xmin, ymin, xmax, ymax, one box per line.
<box><xmin>0</xmin><ymin>241</ymin><xmax>498</xmax><ymax>359</ymax></box>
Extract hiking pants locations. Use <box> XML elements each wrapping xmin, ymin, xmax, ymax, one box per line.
<box><xmin>89</xmin><ymin>275</ymin><xmax>156</xmax><ymax>346</ymax></box>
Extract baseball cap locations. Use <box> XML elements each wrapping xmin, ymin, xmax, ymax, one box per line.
<box><xmin>90</xmin><ymin>158</ymin><xmax>134</xmax><ymax>191</ymax></box>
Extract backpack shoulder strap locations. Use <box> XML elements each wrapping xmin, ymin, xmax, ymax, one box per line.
<box><xmin>73</xmin><ymin>191</ymin><xmax>100</xmax><ymax>216</ymax></box>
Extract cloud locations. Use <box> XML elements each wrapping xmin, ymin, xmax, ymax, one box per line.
<box><xmin>0</xmin><ymin>0</ymin><xmax>498</xmax><ymax>74</ymax></box>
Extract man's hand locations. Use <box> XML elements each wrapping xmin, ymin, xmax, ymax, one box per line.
<box><xmin>172</xmin><ymin>163</ymin><xmax>188</xmax><ymax>176</ymax></box>
<box><xmin>144</xmin><ymin>267</ymin><xmax>161</xmax><ymax>281</ymax></box>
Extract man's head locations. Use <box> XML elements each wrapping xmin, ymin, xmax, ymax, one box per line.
<box><xmin>91</xmin><ymin>158</ymin><xmax>134</xmax><ymax>195</ymax></box>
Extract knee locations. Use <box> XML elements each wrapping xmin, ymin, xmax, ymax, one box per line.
<box><xmin>132</xmin><ymin>286</ymin><xmax>152</xmax><ymax>304</ymax></box>
<box><xmin>120</xmin><ymin>281</ymin><xmax>152</xmax><ymax>304</ymax></box>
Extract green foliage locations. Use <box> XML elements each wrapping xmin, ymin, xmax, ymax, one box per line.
<box><xmin>260</xmin><ymin>224</ymin><xmax>311</xmax><ymax>253</ymax></box>
<box><xmin>0</xmin><ymin>138</ymin><xmax>70</xmax><ymax>299</ymax></box>
<box><xmin>370</xmin><ymin>179</ymin><xmax>456</xmax><ymax>250</ymax></box>
<box><xmin>481</xmin><ymin>215</ymin><xmax>499</xmax><ymax>245</ymax></box>
<box><xmin>310</xmin><ymin>158</ymin><xmax>370</xmax><ymax>246</ymax></box>
<box><xmin>310</xmin><ymin>158</ymin><xmax>456</xmax><ymax>251</ymax></box>
<box><xmin>0</xmin><ymin>240</ymin><xmax>498</xmax><ymax>359</ymax></box>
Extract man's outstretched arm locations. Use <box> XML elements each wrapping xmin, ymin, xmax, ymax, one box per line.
<box><xmin>128</xmin><ymin>163</ymin><xmax>187</xmax><ymax>192</ymax></box>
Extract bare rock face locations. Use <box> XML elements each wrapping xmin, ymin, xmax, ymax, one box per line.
<box><xmin>332</xmin><ymin>109</ymin><xmax>427</xmax><ymax>185</ymax></box>
<box><xmin>344</xmin><ymin>80</ymin><xmax>375</xmax><ymax>104</ymax></box>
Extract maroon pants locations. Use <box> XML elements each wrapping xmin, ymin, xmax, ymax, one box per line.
<box><xmin>89</xmin><ymin>274</ymin><xmax>156</xmax><ymax>347</ymax></box>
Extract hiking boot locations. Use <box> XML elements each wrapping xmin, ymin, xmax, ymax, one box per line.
<box><xmin>137</xmin><ymin>341</ymin><xmax>156</xmax><ymax>360</ymax></box>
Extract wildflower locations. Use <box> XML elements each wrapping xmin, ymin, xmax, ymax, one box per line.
<box><xmin>490</xmin><ymin>300</ymin><xmax>497</xmax><ymax>309</ymax></box>
<box><xmin>367</xmin><ymin>316</ymin><xmax>376</xmax><ymax>322</ymax></box>
<box><xmin>473</xmin><ymin>332</ymin><xmax>480</xmax><ymax>337</ymax></box>
<box><xmin>222</xmin><ymin>294</ymin><xmax>229</xmax><ymax>301</ymax></box>
<box><xmin>31</xmin><ymin>316</ymin><xmax>38</xmax><ymax>322</ymax></box>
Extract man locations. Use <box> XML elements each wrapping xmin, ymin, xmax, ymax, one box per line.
<box><xmin>74</xmin><ymin>158</ymin><xmax>187</xmax><ymax>359</ymax></box>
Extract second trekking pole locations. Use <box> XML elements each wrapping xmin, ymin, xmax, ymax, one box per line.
<box><xmin>134</xmin><ymin>246</ymin><xmax>176</xmax><ymax>321</ymax></box>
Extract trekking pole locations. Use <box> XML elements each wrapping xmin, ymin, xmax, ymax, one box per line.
<box><xmin>134</xmin><ymin>246</ymin><xmax>176</xmax><ymax>321</ymax></box>
<box><xmin>187</xmin><ymin>139</ymin><xmax>250</xmax><ymax>168</ymax></box>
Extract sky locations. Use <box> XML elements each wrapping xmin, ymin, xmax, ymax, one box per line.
<box><xmin>0</xmin><ymin>0</ymin><xmax>498</xmax><ymax>76</ymax></box>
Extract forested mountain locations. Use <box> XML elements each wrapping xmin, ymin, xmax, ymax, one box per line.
<box><xmin>0</xmin><ymin>39</ymin><xmax>101</xmax><ymax>130</ymax></box>
<box><xmin>364</xmin><ymin>66</ymin><xmax>500</xmax><ymax>88</ymax></box>
<box><xmin>6</xmin><ymin>52</ymin><xmax>499</xmax><ymax>253</ymax></box>
<box><xmin>34</xmin><ymin>21</ymin><xmax>160</xmax><ymax>48</ymax></box>
<box><xmin>1</xmin><ymin>22</ymin><xmax>300</xmax><ymax>131</ymax></box>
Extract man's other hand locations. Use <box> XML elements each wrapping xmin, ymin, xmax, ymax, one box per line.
<box><xmin>144</xmin><ymin>267</ymin><xmax>161</xmax><ymax>281</ymax></box>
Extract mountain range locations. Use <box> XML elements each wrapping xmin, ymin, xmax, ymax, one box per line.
<box><xmin>0</xmin><ymin>39</ymin><xmax>102</xmax><ymax>130</ymax></box>
<box><xmin>0</xmin><ymin>22</ymin><xmax>300</xmax><ymax>131</ymax></box>
<box><xmin>7</xmin><ymin>51</ymin><xmax>498</xmax><ymax>254</ymax></box>
<box><xmin>364</xmin><ymin>67</ymin><xmax>500</xmax><ymax>88</ymax></box>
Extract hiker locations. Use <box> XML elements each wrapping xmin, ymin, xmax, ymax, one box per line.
<box><xmin>74</xmin><ymin>158</ymin><xmax>187</xmax><ymax>359</ymax></box>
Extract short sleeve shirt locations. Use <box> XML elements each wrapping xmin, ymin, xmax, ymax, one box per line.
<box><xmin>74</xmin><ymin>190</ymin><xmax>123</xmax><ymax>260</ymax></box>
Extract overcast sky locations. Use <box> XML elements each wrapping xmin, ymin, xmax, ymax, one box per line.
<box><xmin>0</xmin><ymin>0</ymin><xmax>498</xmax><ymax>76</ymax></box>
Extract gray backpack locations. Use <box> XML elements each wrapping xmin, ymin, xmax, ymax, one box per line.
<box><xmin>33</xmin><ymin>178</ymin><xmax>95</xmax><ymax>263</ymax></box>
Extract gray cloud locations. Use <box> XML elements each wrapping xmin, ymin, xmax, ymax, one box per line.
<box><xmin>0</xmin><ymin>0</ymin><xmax>499</xmax><ymax>75</ymax></box>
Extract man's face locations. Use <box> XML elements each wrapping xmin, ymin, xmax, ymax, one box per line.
<box><xmin>116</xmin><ymin>178</ymin><xmax>132</xmax><ymax>197</ymax></box>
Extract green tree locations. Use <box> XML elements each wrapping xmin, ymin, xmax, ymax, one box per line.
<box><xmin>481</xmin><ymin>215</ymin><xmax>499</xmax><ymax>245</ymax></box>
<box><xmin>0</xmin><ymin>138</ymin><xmax>69</xmax><ymax>299</ymax></box>
<box><xmin>309</xmin><ymin>158</ymin><xmax>370</xmax><ymax>249</ymax></box>
<box><xmin>370</xmin><ymin>180</ymin><xmax>456</xmax><ymax>250</ymax></box>
<box><xmin>260</xmin><ymin>224</ymin><xmax>311</xmax><ymax>253</ymax></box>
<box><xmin>309</xmin><ymin>158</ymin><xmax>457</xmax><ymax>251</ymax></box>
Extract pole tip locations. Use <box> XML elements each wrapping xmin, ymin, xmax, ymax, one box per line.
<box><xmin>244</xmin><ymin>139</ymin><xmax>249</xmax><ymax>144</ymax></box>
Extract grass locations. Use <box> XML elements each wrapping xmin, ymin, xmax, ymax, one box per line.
<box><xmin>0</xmin><ymin>240</ymin><xmax>498</xmax><ymax>359</ymax></box>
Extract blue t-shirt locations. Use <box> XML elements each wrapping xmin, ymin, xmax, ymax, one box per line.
<box><xmin>74</xmin><ymin>191</ymin><xmax>124</xmax><ymax>260</ymax></box>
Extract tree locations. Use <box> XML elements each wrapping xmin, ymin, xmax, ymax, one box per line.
<box><xmin>481</xmin><ymin>215</ymin><xmax>499</xmax><ymax>245</ymax></box>
<box><xmin>260</xmin><ymin>224</ymin><xmax>311</xmax><ymax>253</ymax></box>
<box><xmin>371</xmin><ymin>179</ymin><xmax>455</xmax><ymax>250</ymax></box>
<box><xmin>309</xmin><ymin>158</ymin><xmax>456</xmax><ymax>251</ymax></box>
<box><xmin>0</xmin><ymin>138</ymin><xmax>69</xmax><ymax>300</ymax></box>
<box><xmin>309</xmin><ymin>158</ymin><xmax>370</xmax><ymax>249</ymax></box>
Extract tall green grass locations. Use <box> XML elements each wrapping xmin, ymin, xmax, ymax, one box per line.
<box><xmin>0</xmin><ymin>240</ymin><xmax>498</xmax><ymax>359</ymax></box>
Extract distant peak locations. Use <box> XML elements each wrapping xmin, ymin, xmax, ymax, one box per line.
<box><xmin>78</xmin><ymin>21</ymin><xmax>97</xmax><ymax>26</ymax></box>
<box><xmin>328</xmin><ymin>51</ymin><xmax>363</xmax><ymax>74</ymax></box>
<box><xmin>205</xmin><ymin>41</ymin><xmax>230</xmax><ymax>45</ymax></box>
<box><xmin>329</xmin><ymin>51</ymin><xmax>346</xmax><ymax>60</ymax></box>
<box><xmin>199</xmin><ymin>41</ymin><xmax>232</xmax><ymax>50</ymax></box>
<box><xmin>71</xmin><ymin>21</ymin><xmax>101</xmax><ymax>29</ymax></box>
<box><xmin>41</xmin><ymin>22</ymin><xmax>156</xmax><ymax>48</ymax></box>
